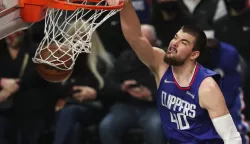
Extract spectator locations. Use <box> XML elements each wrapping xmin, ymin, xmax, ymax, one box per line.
<box><xmin>99</xmin><ymin>24</ymin><xmax>165</xmax><ymax>144</ymax></box>
<box><xmin>180</xmin><ymin>0</ymin><xmax>228</xmax><ymax>27</ymax></box>
<box><xmin>214</xmin><ymin>0</ymin><xmax>250</xmax><ymax>61</ymax></box>
<box><xmin>0</xmin><ymin>30</ymin><xmax>60</xmax><ymax>144</ymax></box>
<box><xmin>53</xmin><ymin>20</ymin><xmax>114</xmax><ymax>144</ymax></box>
<box><xmin>151</xmin><ymin>0</ymin><xmax>194</xmax><ymax>48</ymax></box>
<box><xmin>198</xmin><ymin>29</ymin><xmax>249</xmax><ymax>144</ymax></box>
<box><xmin>213</xmin><ymin>0</ymin><xmax>250</xmax><ymax>119</ymax></box>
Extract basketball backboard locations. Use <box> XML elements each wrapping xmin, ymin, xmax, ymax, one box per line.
<box><xmin>0</xmin><ymin>0</ymin><xmax>33</xmax><ymax>40</ymax></box>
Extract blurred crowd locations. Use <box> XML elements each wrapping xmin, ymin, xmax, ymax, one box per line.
<box><xmin>0</xmin><ymin>0</ymin><xmax>250</xmax><ymax>144</ymax></box>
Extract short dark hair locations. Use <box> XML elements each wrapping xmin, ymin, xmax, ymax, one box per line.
<box><xmin>181</xmin><ymin>25</ymin><xmax>207</xmax><ymax>54</ymax></box>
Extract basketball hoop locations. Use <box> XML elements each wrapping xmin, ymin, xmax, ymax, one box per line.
<box><xmin>19</xmin><ymin>0</ymin><xmax>123</xmax><ymax>70</ymax></box>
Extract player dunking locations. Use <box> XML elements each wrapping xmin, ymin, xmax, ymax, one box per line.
<box><xmin>117</xmin><ymin>0</ymin><xmax>242</xmax><ymax>143</ymax></box>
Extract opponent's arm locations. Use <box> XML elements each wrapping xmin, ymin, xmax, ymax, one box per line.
<box><xmin>199</xmin><ymin>77</ymin><xmax>242</xmax><ymax>144</ymax></box>
<box><xmin>120</xmin><ymin>0</ymin><xmax>165</xmax><ymax>72</ymax></box>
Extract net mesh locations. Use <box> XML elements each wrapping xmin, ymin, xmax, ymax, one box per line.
<box><xmin>32</xmin><ymin>0</ymin><xmax>120</xmax><ymax>70</ymax></box>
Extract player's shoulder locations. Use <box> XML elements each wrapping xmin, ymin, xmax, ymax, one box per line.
<box><xmin>198</xmin><ymin>76</ymin><xmax>225</xmax><ymax>109</ymax></box>
<box><xmin>199</xmin><ymin>77</ymin><xmax>220</xmax><ymax>95</ymax></box>
<box><xmin>200</xmin><ymin>77</ymin><xmax>218</xmax><ymax>89</ymax></box>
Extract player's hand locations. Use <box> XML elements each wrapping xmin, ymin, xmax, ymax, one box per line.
<box><xmin>121</xmin><ymin>80</ymin><xmax>137</xmax><ymax>91</ymax></box>
<box><xmin>127</xmin><ymin>85</ymin><xmax>153</xmax><ymax>101</ymax></box>
<box><xmin>72</xmin><ymin>86</ymin><xmax>97</xmax><ymax>102</ymax></box>
<box><xmin>0</xmin><ymin>78</ymin><xmax>19</xmax><ymax>94</ymax></box>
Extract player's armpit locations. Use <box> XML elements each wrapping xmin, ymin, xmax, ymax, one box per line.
<box><xmin>198</xmin><ymin>77</ymin><xmax>229</xmax><ymax>119</ymax></box>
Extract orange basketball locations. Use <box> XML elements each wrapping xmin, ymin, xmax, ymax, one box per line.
<box><xmin>36</xmin><ymin>43</ymin><xmax>73</xmax><ymax>83</ymax></box>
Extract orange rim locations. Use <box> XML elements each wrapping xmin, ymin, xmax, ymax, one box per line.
<box><xmin>20</xmin><ymin>0</ymin><xmax>124</xmax><ymax>10</ymax></box>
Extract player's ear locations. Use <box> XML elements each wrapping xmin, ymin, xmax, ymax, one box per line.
<box><xmin>190</xmin><ymin>51</ymin><xmax>200</xmax><ymax>60</ymax></box>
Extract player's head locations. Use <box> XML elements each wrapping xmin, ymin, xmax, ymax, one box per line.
<box><xmin>164</xmin><ymin>25</ymin><xmax>207</xmax><ymax>66</ymax></box>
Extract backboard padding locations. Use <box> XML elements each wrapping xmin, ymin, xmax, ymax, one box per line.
<box><xmin>1</xmin><ymin>0</ymin><xmax>18</xmax><ymax>9</ymax></box>
<box><xmin>0</xmin><ymin>0</ymin><xmax>32</xmax><ymax>40</ymax></box>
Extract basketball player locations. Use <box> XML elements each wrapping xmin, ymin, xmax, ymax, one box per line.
<box><xmin>117</xmin><ymin>0</ymin><xmax>242</xmax><ymax>143</ymax></box>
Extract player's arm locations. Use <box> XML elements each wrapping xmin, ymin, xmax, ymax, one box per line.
<box><xmin>120</xmin><ymin>0</ymin><xmax>165</xmax><ymax>72</ymax></box>
<box><xmin>199</xmin><ymin>77</ymin><xmax>242</xmax><ymax>144</ymax></box>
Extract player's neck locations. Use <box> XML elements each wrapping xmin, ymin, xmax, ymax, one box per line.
<box><xmin>172</xmin><ymin>62</ymin><xmax>197</xmax><ymax>84</ymax></box>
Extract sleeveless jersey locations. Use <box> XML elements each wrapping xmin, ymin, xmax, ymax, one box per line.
<box><xmin>157</xmin><ymin>63</ymin><xmax>223</xmax><ymax>144</ymax></box>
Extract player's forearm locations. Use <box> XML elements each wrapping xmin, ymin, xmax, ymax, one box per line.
<box><xmin>120</xmin><ymin>0</ymin><xmax>142</xmax><ymax>42</ymax></box>
<box><xmin>119</xmin><ymin>0</ymin><xmax>158</xmax><ymax>70</ymax></box>
<box><xmin>212</xmin><ymin>114</ymin><xmax>242</xmax><ymax>144</ymax></box>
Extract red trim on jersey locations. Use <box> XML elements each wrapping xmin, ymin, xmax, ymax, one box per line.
<box><xmin>173</xmin><ymin>64</ymin><xmax>199</xmax><ymax>90</ymax></box>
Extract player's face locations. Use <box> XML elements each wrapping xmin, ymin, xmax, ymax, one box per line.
<box><xmin>164</xmin><ymin>30</ymin><xmax>196</xmax><ymax>66</ymax></box>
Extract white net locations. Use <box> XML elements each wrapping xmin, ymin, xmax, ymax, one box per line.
<box><xmin>32</xmin><ymin>0</ymin><xmax>121</xmax><ymax>70</ymax></box>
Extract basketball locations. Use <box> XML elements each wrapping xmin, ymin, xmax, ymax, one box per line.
<box><xmin>36</xmin><ymin>43</ymin><xmax>73</xmax><ymax>83</ymax></box>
